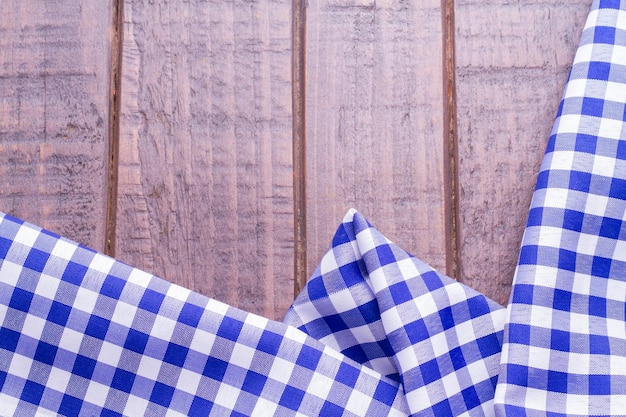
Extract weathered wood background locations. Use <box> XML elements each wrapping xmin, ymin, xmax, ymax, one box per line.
<box><xmin>0</xmin><ymin>0</ymin><xmax>592</xmax><ymax>319</ymax></box>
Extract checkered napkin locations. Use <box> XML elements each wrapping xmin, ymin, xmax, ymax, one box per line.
<box><xmin>0</xmin><ymin>212</ymin><xmax>410</xmax><ymax>416</ymax></box>
<box><xmin>284</xmin><ymin>209</ymin><xmax>506</xmax><ymax>416</ymax></box>
<box><xmin>494</xmin><ymin>0</ymin><xmax>626</xmax><ymax>415</ymax></box>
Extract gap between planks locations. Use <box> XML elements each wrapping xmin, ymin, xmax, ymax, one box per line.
<box><xmin>293</xmin><ymin>0</ymin><xmax>308</xmax><ymax>297</ymax></box>
<box><xmin>105</xmin><ymin>0</ymin><xmax>124</xmax><ymax>257</ymax></box>
<box><xmin>442</xmin><ymin>0</ymin><xmax>461</xmax><ymax>280</ymax></box>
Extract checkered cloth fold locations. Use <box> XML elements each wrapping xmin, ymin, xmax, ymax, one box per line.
<box><xmin>494</xmin><ymin>0</ymin><xmax>626</xmax><ymax>415</ymax></box>
<box><xmin>284</xmin><ymin>209</ymin><xmax>506</xmax><ymax>416</ymax></box>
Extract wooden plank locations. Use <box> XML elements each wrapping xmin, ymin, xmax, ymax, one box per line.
<box><xmin>0</xmin><ymin>1</ymin><xmax>113</xmax><ymax>250</ymax></box>
<box><xmin>117</xmin><ymin>0</ymin><xmax>294</xmax><ymax>320</ymax></box>
<box><xmin>306</xmin><ymin>0</ymin><xmax>448</xmax><ymax>276</ymax></box>
<box><xmin>455</xmin><ymin>0</ymin><xmax>593</xmax><ymax>304</ymax></box>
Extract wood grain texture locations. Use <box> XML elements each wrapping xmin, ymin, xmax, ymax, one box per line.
<box><xmin>0</xmin><ymin>1</ymin><xmax>113</xmax><ymax>250</ymax></box>
<box><xmin>117</xmin><ymin>0</ymin><xmax>294</xmax><ymax>320</ymax></box>
<box><xmin>306</xmin><ymin>0</ymin><xmax>448</xmax><ymax>277</ymax></box>
<box><xmin>455</xmin><ymin>0</ymin><xmax>593</xmax><ymax>304</ymax></box>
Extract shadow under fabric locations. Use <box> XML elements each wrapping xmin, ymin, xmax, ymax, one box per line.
<box><xmin>0</xmin><ymin>0</ymin><xmax>625</xmax><ymax>416</ymax></box>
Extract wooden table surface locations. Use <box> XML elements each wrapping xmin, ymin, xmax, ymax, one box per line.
<box><xmin>0</xmin><ymin>0</ymin><xmax>593</xmax><ymax>319</ymax></box>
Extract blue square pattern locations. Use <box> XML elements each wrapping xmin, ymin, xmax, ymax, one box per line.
<box><xmin>9</xmin><ymin>288</ymin><xmax>34</xmax><ymax>313</ymax></box>
<box><xmin>592</xmin><ymin>256</ymin><xmax>612</xmax><ymax>278</ymax></box>
<box><xmin>163</xmin><ymin>342</ymin><xmax>189</xmax><ymax>368</ymax></box>
<box><xmin>85</xmin><ymin>315</ymin><xmax>110</xmax><ymax>340</ymax></box>
<box><xmin>420</xmin><ymin>358</ymin><xmax>442</xmax><ymax>385</ymax></box>
<box><xmin>241</xmin><ymin>370</ymin><xmax>267</xmax><ymax>396</ymax></box>
<box><xmin>527</xmin><ymin>207</ymin><xmax>544</xmax><ymax>227</ymax></box>
<box><xmin>582</xmin><ymin>96</ymin><xmax>606</xmax><ymax>116</ymax></box>
<box><xmin>356</xmin><ymin>299</ymin><xmax>381</xmax><ymax>325</ymax></box>
<box><xmin>575</xmin><ymin>133</ymin><xmax>598</xmax><ymax>154</ymax></box>
<box><xmin>0</xmin><ymin>236</ymin><xmax>12</xmax><ymax>259</ymax></box>
<box><xmin>519</xmin><ymin>245</ymin><xmax>539</xmax><ymax>265</ymax></box>
<box><xmin>21</xmin><ymin>380</ymin><xmax>45</xmax><ymax>405</ymax></box>
<box><xmin>150</xmin><ymin>382</ymin><xmax>176</xmax><ymax>408</ymax></box>
<box><xmin>589</xmin><ymin>374</ymin><xmax>612</xmax><ymax>395</ymax></box>
<box><xmin>178</xmin><ymin>302</ymin><xmax>204</xmax><ymax>328</ymax></box>
<box><xmin>404</xmin><ymin>318</ymin><xmax>430</xmax><ymax>345</ymax></box>
<box><xmin>216</xmin><ymin>316</ymin><xmax>244</xmax><ymax>342</ymax></box>
<box><xmin>461</xmin><ymin>385</ymin><xmax>481</xmax><ymax>411</ymax></box>
<box><xmin>421</xmin><ymin>270</ymin><xmax>445</xmax><ymax>292</ymax></box>
<box><xmin>33</xmin><ymin>341</ymin><xmax>58</xmax><ymax>366</ymax></box>
<box><xmin>47</xmin><ymin>301</ymin><xmax>72</xmax><ymax>327</ymax></box>
<box><xmin>439</xmin><ymin>306</ymin><xmax>456</xmax><ymax>331</ymax></box>
<box><xmin>508</xmin><ymin>323</ymin><xmax>531</xmax><ymax>346</ymax></box>
<box><xmin>257</xmin><ymin>329</ymin><xmax>283</xmax><ymax>356</ymax></box>
<box><xmin>589</xmin><ymin>296</ymin><xmax>607</xmax><ymax>317</ymax></box>
<box><xmin>124</xmin><ymin>329</ymin><xmax>150</xmax><ymax>354</ymax></box>
<box><xmin>431</xmin><ymin>398</ymin><xmax>454</xmax><ymax>417</ymax></box>
<box><xmin>101</xmin><ymin>409</ymin><xmax>123</xmax><ymax>417</ymax></box>
<box><xmin>58</xmin><ymin>394</ymin><xmax>84</xmax><ymax>417</ymax></box>
<box><xmin>593</xmin><ymin>26</ymin><xmax>616</xmax><ymax>45</ymax></box>
<box><xmin>587</xmin><ymin>62</ymin><xmax>611</xmax><ymax>82</ymax></box>
<box><xmin>550</xmin><ymin>329</ymin><xmax>570</xmax><ymax>352</ymax></box>
<box><xmin>547</xmin><ymin>371</ymin><xmax>569</xmax><ymax>393</ymax></box>
<box><xmin>0</xmin><ymin>327</ymin><xmax>21</xmax><ymax>352</ymax></box>
<box><xmin>279</xmin><ymin>385</ymin><xmax>306</xmax><ymax>411</ymax></box>
<box><xmin>599</xmin><ymin>0</ymin><xmax>621</xmax><ymax>9</ymax></box>
<box><xmin>599</xmin><ymin>217</ymin><xmax>622</xmax><ymax>239</ymax></box>
<box><xmin>375</xmin><ymin>244</ymin><xmax>397</xmax><ymax>267</ymax></box>
<box><xmin>558</xmin><ymin>249</ymin><xmax>577</xmax><ymax>272</ymax></box>
<box><xmin>203</xmin><ymin>357</ymin><xmax>229</xmax><ymax>382</ymax></box>
<box><xmin>62</xmin><ymin>261</ymin><xmax>88</xmax><ymax>286</ymax></box>
<box><xmin>617</xmin><ymin>140</ymin><xmax>626</xmax><ymax>160</ymax></box>
<box><xmin>306</xmin><ymin>276</ymin><xmax>329</xmax><ymax>301</ymax></box>
<box><xmin>342</xmin><ymin>343</ymin><xmax>369</xmax><ymax>365</ymax></box>
<box><xmin>24</xmin><ymin>248</ymin><xmax>50</xmax><ymax>273</ymax></box>
<box><xmin>569</xmin><ymin>170</ymin><xmax>592</xmax><ymax>192</ymax></box>
<box><xmin>466</xmin><ymin>295</ymin><xmax>493</xmax><ymax>319</ymax></box>
<box><xmin>590</xmin><ymin>334</ymin><xmax>611</xmax><ymax>355</ymax></box>
<box><xmin>338</xmin><ymin>261</ymin><xmax>364</xmax><ymax>288</ymax></box>
<box><xmin>388</xmin><ymin>280</ymin><xmax>413</xmax><ymax>305</ymax></box>
<box><xmin>563</xmin><ymin>209</ymin><xmax>584</xmax><ymax>232</ymax></box>
<box><xmin>138</xmin><ymin>288</ymin><xmax>166</xmax><ymax>314</ymax></box>
<box><xmin>372</xmin><ymin>380</ymin><xmax>396</xmax><ymax>407</ymax></box>
<box><xmin>101</xmin><ymin>275</ymin><xmax>126</xmax><ymax>300</ymax></box>
<box><xmin>609</xmin><ymin>177</ymin><xmax>626</xmax><ymax>199</ymax></box>
<box><xmin>296</xmin><ymin>344</ymin><xmax>322</xmax><ymax>370</ymax></box>
<box><xmin>111</xmin><ymin>368</ymin><xmax>136</xmax><ymax>393</ymax></box>
<box><xmin>449</xmin><ymin>346</ymin><xmax>467</xmax><ymax>371</ymax></box>
<box><xmin>552</xmin><ymin>289</ymin><xmax>572</xmax><ymax>312</ymax></box>
<box><xmin>319</xmin><ymin>401</ymin><xmax>344</xmax><ymax>417</ymax></box>
<box><xmin>323</xmin><ymin>313</ymin><xmax>348</xmax><ymax>334</ymax></box>
<box><xmin>188</xmin><ymin>396</ymin><xmax>214</xmax><ymax>417</ymax></box>
<box><xmin>335</xmin><ymin>362</ymin><xmax>360</xmax><ymax>388</ymax></box>
<box><xmin>72</xmin><ymin>354</ymin><xmax>97</xmax><ymax>380</ymax></box>
<box><xmin>511</xmin><ymin>284</ymin><xmax>534</xmax><ymax>305</ymax></box>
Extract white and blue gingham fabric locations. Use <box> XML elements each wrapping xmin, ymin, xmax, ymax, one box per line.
<box><xmin>284</xmin><ymin>209</ymin><xmax>506</xmax><ymax>416</ymax></box>
<box><xmin>495</xmin><ymin>0</ymin><xmax>626</xmax><ymax>415</ymax></box>
<box><xmin>0</xmin><ymin>208</ymin><xmax>506</xmax><ymax>416</ymax></box>
<box><xmin>0</xmin><ymin>212</ymin><xmax>411</xmax><ymax>416</ymax></box>
<box><xmin>2</xmin><ymin>0</ymin><xmax>626</xmax><ymax>416</ymax></box>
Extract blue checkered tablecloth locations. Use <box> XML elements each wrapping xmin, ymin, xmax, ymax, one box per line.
<box><xmin>494</xmin><ymin>0</ymin><xmax>626</xmax><ymax>415</ymax></box>
<box><xmin>1</xmin><ymin>0</ymin><xmax>626</xmax><ymax>416</ymax></box>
